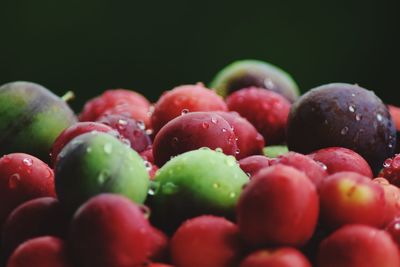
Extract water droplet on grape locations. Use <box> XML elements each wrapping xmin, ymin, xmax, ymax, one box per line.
<box><xmin>181</xmin><ymin>109</ymin><xmax>189</xmax><ymax>115</ymax></box>
<box><xmin>348</xmin><ymin>105</ymin><xmax>355</xmax><ymax>112</ymax></box>
<box><xmin>137</xmin><ymin>120</ymin><xmax>145</xmax><ymax>130</ymax></box>
<box><xmin>97</xmin><ymin>170</ymin><xmax>110</xmax><ymax>184</ymax></box>
<box><xmin>22</xmin><ymin>158</ymin><xmax>33</xmax><ymax>167</ymax></box>
<box><xmin>202</xmin><ymin>122</ymin><xmax>209</xmax><ymax>129</ymax></box>
<box><xmin>103</xmin><ymin>143</ymin><xmax>113</xmax><ymax>154</ymax></box>
<box><xmin>340</xmin><ymin>127</ymin><xmax>349</xmax><ymax>135</ymax></box>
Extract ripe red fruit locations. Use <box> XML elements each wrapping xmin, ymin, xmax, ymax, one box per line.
<box><xmin>79</xmin><ymin>89</ymin><xmax>151</xmax><ymax>125</ymax></box>
<box><xmin>69</xmin><ymin>194</ymin><xmax>154</xmax><ymax>267</ymax></box>
<box><xmin>170</xmin><ymin>215</ymin><xmax>242</xmax><ymax>267</ymax></box>
<box><xmin>214</xmin><ymin>111</ymin><xmax>265</xmax><ymax>159</ymax></box>
<box><xmin>317</xmin><ymin>224</ymin><xmax>400</xmax><ymax>267</ymax></box>
<box><xmin>318</xmin><ymin>172</ymin><xmax>386</xmax><ymax>229</ymax></box>
<box><xmin>2</xmin><ymin>197</ymin><xmax>68</xmax><ymax>260</ymax></box>
<box><xmin>151</xmin><ymin>83</ymin><xmax>228</xmax><ymax>134</ymax></box>
<box><xmin>6</xmin><ymin>236</ymin><xmax>72</xmax><ymax>267</ymax></box>
<box><xmin>226</xmin><ymin>87</ymin><xmax>291</xmax><ymax>145</ymax></box>
<box><xmin>97</xmin><ymin>114</ymin><xmax>152</xmax><ymax>153</ymax></box>
<box><xmin>153</xmin><ymin>112</ymin><xmax>238</xmax><ymax>166</ymax></box>
<box><xmin>239</xmin><ymin>248</ymin><xmax>311</xmax><ymax>267</ymax></box>
<box><xmin>379</xmin><ymin>154</ymin><xmax>400</xmax><ymax>187</ymax></box>
<box><xmin>237</xmin><ymin>165</ymin><xmax>318</xmax><ymax>247</ymax></box>
<box><xmin>271</xmin><ymin>152</ymin><xmax>328</xmax><ymax>186</ymax></box>
<box><xmin>385</xmin><ymin>217</ymin><xmax>400</xmax><ymax>248</ymax></box>
<box><xmin>373</xmin><ymin>177</ymin><xmax>400</xmax><ymax>226</ymax></box>
<box><xmin>148</xmin><ymin>227</ymin><xmax>169</xmax><ymax>262</ymax></box>
<box><xmin>239</xmin><ymin>155</ymin><xmax>271</xmax><ymax>178</ymax></box>
<box><xmin>308</xmin><ymin>147</ymin><xmax>373</xmax><ymax>178</ymax></box>
<box><xmin>50</xmin><ymin>122</ymin><xmax>117</xmax><ymax>166</ymax></box>
<box><xmin>0</xmin><ymin>153</ymin><xmax>55</xmax><ymax>227</ymax></box>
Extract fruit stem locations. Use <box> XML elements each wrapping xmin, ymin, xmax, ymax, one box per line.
<box><xmin>61</xmin><ymin>91</ymin><xmax>75</xmax><ymax>102</ymax></box>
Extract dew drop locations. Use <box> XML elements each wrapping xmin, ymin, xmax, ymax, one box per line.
<box><xmin>264</xmin><ymin>78</ymin><xmax>275</xmax><ymax>89</ymax></box>
<box><xmin>377</xmin><ymin>114</ymin><xmax>383</xmax><ymax>122</ymax></box>
<box><xmin>215</xmin><ymin>147</ymin><xmax>223</xmax><ymax>153</ymax></box>
<box><xmin>351</xmin><ymin>93</ymin><xmax>356</xmax><ymax>97</ymax></box>
<box><xmin>22</xmin><ymin>158</ymin><xmax>33</xmax><ymax>167</ymax></box>
<box><xmin>235</xmin><ymin>149</ymin><xmax>241</xmax><ymax>155</ymax></box>
<box><xmin>137</xmin><ymin>120</ymin><xmax>146</xmax><ymax>130</ymax></box>
<box><xmin>246</xmin><ymin>172</ymin><xmax>251</xmax><ymax>177</ymax></box>
<box><xmin>145</xmin><ymin>129</ymin><xmax>153</xmax><ymax>135</ymax></box>
<box><xmin>389</xmin><ymin>143</ymin><xmax>394</xmax><ymax>148</ymax></box>
<box><xmin>103</xmin><ymin>143</ymin><xmax>113</xmax><ymax>154</ymax></box>
<box><xmin>86</xmin><ymin>147</ymin><xmax>92</xmax><ymax>153</ymax></box>
<box><xmin>221</xmin><ymin>128</ymin><xmax>227</xmax><ymax>133</ymax></box>
<box><xmin>340</xmin><ymin>127</ymin><xmax>349</xmax><ymax>135</ymax></box>
<box><xmin>383</xmin><ymin>159</ymin><xmax>393</xmax><ymax>168</ymax></box>
<box><xmin>348</xmin><ymin>105</ymin><xmax>355</xmax><ymax>113</ymax></box>
<box><xmin>181</xmin><ymin>109</ymin><xmax>189</xmax><ymax>115</ymax></box>
<box><xmin>148</xmin><ymin>181</ymin><xmax>160</xmax><ymax>196</ymax></box>
<box><xmin>8</xmin><ymin>173</ymin><xmax>21</xmax><ymax>189</ymax></box>
<box><xmin>144</xmin><ymin>160</ymin><xmax>152</xmax><ymax>171</ymax></box>
<box><xmin>316</xmin><ymin>161</ymin><xmax>328</xmax><ymax>171</ymax></box>
<box><xmin>117</xmin><ymin>119</ymin><xmax>128</xmax><ymax>130</ymax></box>
<box><xmin>229</xmin><ymin>192</ymin><xmax>236</xmax><ymax>198</ymax></box>
<box><xmin>121</xmin><ymin>138</ymin><xmax>131</xmax><ymax>147</ymax></box>
<box><xmin>211</xmin><ymin>117</ymin><xmax>218</xmax><ymax>124</ymax></box>
<box><xmin>202</xmin><ymin>122</ymin><xmax>209</xmax><ymax>129</ymax></box>
<box><xmin>97</xmin><ymin>170</ymin><xmax>110</xmax><ymax>184</ymax></box>
<box><xmin>355</xmin><ymin>114</ymin><xmax>362</xmax><ymax>121</ymax></box>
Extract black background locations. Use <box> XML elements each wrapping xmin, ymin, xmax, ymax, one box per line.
<box><xmin>1</xmin><ymin>0</ymin><xmax>399</xmax><ymax>112</ymax></box>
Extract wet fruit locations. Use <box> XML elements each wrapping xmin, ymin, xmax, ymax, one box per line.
<box><xmin>153</xmin><ymin>112</ymin><xmax>238</xmax><ymax>166</ymax></box>
<box><xmin>308</xmin><ymin>147</ymin><xmax>373</xmax><ymax>178</ymax></box>
<box><xmin>69</xmin><ymin>194</ymin><xmax>154</xmax><ymax>267</ymax></box>
<box><xmin>239</xmin><ymin>248</ymin><xmax>311</xmax><ymax>267</ymax></box>
<box><xmin>2</xmin><ymin>197</ymin><xmax>68</xmax><ymax>261</ymax></box>
<box><xmin>6</xmin><ymin>236</ymin><xmax>71</xmax><ymax>267</ymax></box>
<box><xmin>210</xmin><ymin>59</ymin><xmax>300</xmax><ymax>102</ymax></box>
<box><xmin>239</xmin><ymin>155</ymin><xmax>271</xmax><ymax>178</ymax></box>
<box><xmin>271</xmin><ymin>152</ymin><xmax>328</xmax><ymax>186</ymax></box>
<box><xmin>97</xmin><ymin>114</ymin><xmax>152</xmax><ymax>153</ymax></box>
<box><xmin>79</xmin><ymin>89</ymin><xmax>151</xmax><ymax>127</ymax></box>
<box><xmin>0</xmin><ymin>153</ymin><xmax>55</xmax><ymax>227</ymax></box>
<box><xmin>287</xmin><ymin>83</ymin><xmax>397</xmax><ymax>173</ymax></box>
<box><xmin>318</xmin><ymin>172</ymin><xmax>386</xmax><ymax>229</ymax></box>
<box><xmin>151</xmin><ymin>83</ymin><xmax>227</xmax><ymax>134</ymax></box>
<box><xmin>237</xmin><ymin>165</ymin><xmax>318</xmax><ymax>247</ymax></box>
<box><xmin>150</xmin><ymin>149</ymin><xmax>249</xmax><ymax>231</ymax></box>
<box><xmin>214</xmin><ymin>111</ymin><xmax>265</xmax><ymax>159</ymax></box>
<box><xmin>379</xmin><ymin>153</ymin><xmax>400</xmax><ymax>187</ymax></box>
<box><xmin>50</xmin><ymin>122</ymin><xmax>117</xmax><ymax>166</ymax></box>
<box><xmin>55</xmin><ymin>132</ymin><xmax>149</xmax><ymax>213</ymax></box>
<box><xmin>170</xmin><ymin>215</ymin><xmax>242</xmax><ymax>267</ymax></box>
<box><xmin>0</xmin><ymin>81</ymin><xmax>76</xmax><ymax>162</ymax></box>
<box><xmin>226</xmin><ymin>87</ymin><xmax>291</xmax><ymax>145</ymax></box>
<box><xmin>317</xmin><ymin>224</ymin><xmax>400</xmax><ymax>267</ymax></box>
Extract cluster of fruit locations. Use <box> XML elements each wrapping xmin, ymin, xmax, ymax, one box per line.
<box><xmin>0</xmin><ymin>59</ymin><xmax>400</xmax><ymax>267</ymax></box>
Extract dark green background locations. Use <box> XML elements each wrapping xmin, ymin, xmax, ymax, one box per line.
<box><xmin>1</xmin><ymin>0</ymin><xmax>399</xmax><ymax>112</ymax></box>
